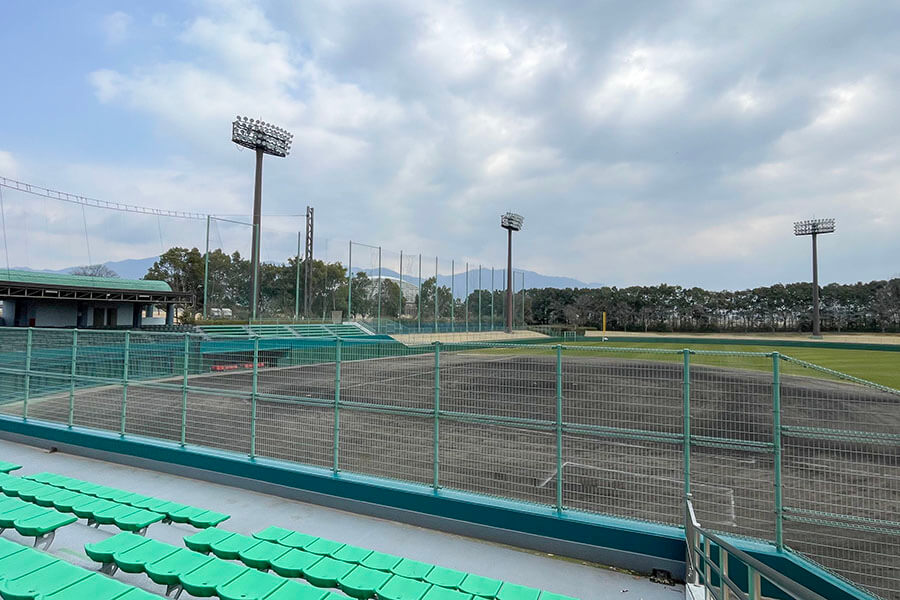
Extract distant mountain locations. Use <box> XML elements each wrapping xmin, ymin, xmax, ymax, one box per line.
<box><xmin>13</xmin><ymin>257</ymin><xmax>158</xmax><ymax>280</ymax></box>
<box><xmin>15</xmin><ymin>257</ymin><xmax>601</xmax><ymax>293</ymax></box>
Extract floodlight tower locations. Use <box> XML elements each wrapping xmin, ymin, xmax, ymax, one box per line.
<box><xmin>232</xmin><ymin>116</ymin><xmax>293</xmax><ymax>320</ymax></box>
<box><xmin>500</xmin><ymin>212</ymin><xmax>524</xmax><ymax>333</ymax></box>
<box><xmin>793</xmin><ymin>218</ymin><xmax>835</xmax><ymax>338</ymax></box>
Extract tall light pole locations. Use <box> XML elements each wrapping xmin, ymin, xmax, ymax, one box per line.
<box><xmin>793</xmin><ymin>218</ymin><xmax>835</xmax><ymax>338</ymax></box>
<box><xmin>232</xmin><ymin>116</ymin><xmax>293</xmax><ymax>320</ymax></box>
<box><xmin>501</xmin><ymin>212</ymin><xmax>523</xmax><ymax>333</ymax></box>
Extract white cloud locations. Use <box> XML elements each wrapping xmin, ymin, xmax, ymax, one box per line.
<box><xmin>102</xmin><ymin>11</ymin><xmax>132</xmax><ymax>44</ymax></box>
<box><xmin>0</xmin><ymin>151</ymin><xmax>19</xmax><ymax>178</ymax></box>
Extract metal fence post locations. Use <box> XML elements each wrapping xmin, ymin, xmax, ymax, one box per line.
<box><xmin>773</xmin><ymin>352</ymin><xmax>783</xmax><ymax>550</ymax></box>
<box><xmin>181</xmin><ymin>333</ymin><xmax>189</xmax><ymax>446</ymax></box>
<box><xmin>120</xmin><ymin>330</ymin><xmax>130</xmax><ymax>435</ymax></box>
<box><xmin>250</xmin><ymin>336</ymin><xmax>259</xmax><ymax>458</ymax></box>
<box><xmin>556</xmin><ymin>344</ymin><xmax>563</xmax><ymax>515</ymax></box>
<box><xmin>23</xmin><ymin>328</ymin><xmax>33</xmax><ymax>419</ymax></box>
<box><xmin>433</xmin><ymin>342</ymin><xmax>441</xmax><ymax>491</ymax></box>
<box><xmin>68</xmin><ymin>329</ymin><xmax>77</xmax><ymax>427</ymax></box>
<box><xmin>333</xmin><ymin>338</ymin><xmax>342</xmax><ymax>474</ymax></box>
<box><xmin>683</xmin><ymin>349</ymin><xmax>691</xmax><ymax>495</ymax></box>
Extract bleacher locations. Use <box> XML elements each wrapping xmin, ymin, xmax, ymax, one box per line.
<box><xmin>194</xmin><ymin>322</ymin><xmax>375</xmax><ymax>339</ymax></box>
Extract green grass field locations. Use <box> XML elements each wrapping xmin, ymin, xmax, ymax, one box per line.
<box><xmin>479</xmin><ymin>340</ymin><xmax>900</xmax><ymax>390</ymax></box>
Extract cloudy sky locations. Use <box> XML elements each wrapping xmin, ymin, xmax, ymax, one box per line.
<box><xmin>1</xmin><ymin>0</ymin><xmax>898</xmax><ymax>289</ymax></box>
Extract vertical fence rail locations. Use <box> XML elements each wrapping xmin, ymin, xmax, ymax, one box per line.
<box><xmin>181</xmin><ymin>333</ymin><xmax>189</xmax><ymax>446</ymax></box>
<box><xmin>250</xmin><ymin>337</ymin><xmax>259</xmax><ymax>458</ymax></box>
<box><xmin>555</xmin><ymin>344</ymin><xmax>563</xmax><ymax>515</ymax></box>
<box><xmin>683</xmin><ymin>349</ymin><xmax>691</xmax><ymax>495</ymax></box>
<box><xmin>120</xmin><ymin>330</ymin><xmax>129</xmax><ymax>435</ymax></box>
<box><xmin>68</xmin><ymin>329</ymin><xmax>77</xmax><ymax>427</ymax></box>
<box><xmin>333</xmin><ymin>338</ymin><xmax>341</xmax><ymax>474</ymax></box>
<box><xmin>23</xmin><ymin>328</ymin><xmax>32</xmax><ymax>419</ymax></box>
<box><xmin>433</xmin><ymin>342</ymin><xmax>440</xmax><ymax>491</ymax></box>
<box><xmin>772</xmin><ymin>352</ymin><xmax>783</xmax><ymax>550</ymax></box>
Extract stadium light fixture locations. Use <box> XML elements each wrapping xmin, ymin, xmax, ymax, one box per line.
<box><xmin>793</xmin><ymin>218</ymin><xmax>835</xmax><ymax>338</ymax></box>
<box><xmin>232</xmin><ymin>116</ymin><xmax>293</xmax><ymax>320</ymax></box>
<box><xmin>501</xmin><ymin>212</ymin><xmax>524</xmax><ymax>333</ymax></box>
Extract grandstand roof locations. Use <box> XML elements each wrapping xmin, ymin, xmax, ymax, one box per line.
<box><xmin>0</xmin><ymin>269</ymin><xmax>172</xmax><ymax>292</ymax></box>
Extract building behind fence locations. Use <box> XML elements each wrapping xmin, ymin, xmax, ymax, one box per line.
<box><xmin>0</xmin><ymin>328</ymin><xmax>897</xmax><ymax>599</ymax></box>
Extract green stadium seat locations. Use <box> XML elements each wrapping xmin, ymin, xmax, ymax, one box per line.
<box><xmin>178</xmin><ymin>558</ymin><xmax>247</xmax><ymax>597</ymax></box>
<box><xmin>0</xmin><ymin>461</ymin><xmax>22</xmax><ymax>473</ymax></box>
<box><xmin>424</xmin><ymin>566</ymin><xmax>467</xmax><ymax>588</ymax></box>
<box><xmin>270</xmin><ymin>548</ymin><xmax>323</xmax><ymax>578</ymax></box>
<box><xmin>145</xmin><ymin>547</ymin><xmax>214</xmax><ymax>588</ymax></box>
<box><xmin>216</xmin><ymin>568</ymin><xmax>284</xmax><ymax>600</ymax></box>
<box><xmin>114</xmin><ymin>538</ymin><xmax>178</xmax><ymax>574</ymax></box>
<box><xmin>359</xmin><ymin>550</ymin><xmax>402</xmax><ymax>571</ymax></box>
<box><xmin>392</xmin><ymin>558</ymin><xmax>435</xmax><ymax>580</ymax></box>
<box><xmin>302</xmin><ymin>556</ymin><xmax>356</xmax><ymax>587</ymax></box>
<box><xmin>85</xmin><ymin>531</ymin><xmax>147</xmax><ymax>565</ymax></box>
<box><xmin>305</xmin><ymin>537</ymin><xmax>344</xmax><ymax>556</ymax></box>
<box><xmin>537</xmin><ymin>593</ymin><xmax>579</xmax><ymax>600</ymax></box>
<box><xmin>337</xmin><ymin>565</ymin><xmax>393</xmax><ymax>599</ymax></box>
<box><xmin>0</xmin><ymin>560</ymin><xmax>89</xmax><ymax>599</ymax></box>
<box><xmin>209</xmin><ymin>532</ymin><xmax>260</xmax><ymax>560</ymax></box>
<box><xmin>377</xmin><ymin>576</ymin><xmax>432</xmax><ymax>600</ymax></box>
<box><xmin>237</xmin><ymin>539</ymin><xmax>290</xmax><ymax>570</ymax></box>
<box><xmin>0</xmin><ymin>493</ymin><xmax>75</xmax><ymax>548</ymax></box>
<box><xmin>184</xmin><ymin>526</ymin><xmax>234</xmax><ymax>553</ymax></box>
<box><xmin>459</xmin><ymin>574</ymin><xmax>503</xmax><ymax>597</ymax></box>
<box><xmin>496</xmin><ymin>583</ymin><xmax>542</xmax><ymax>600</ymax></box>
<box><xmin>262</xmin><ymin>580</ymin><xmax>331</xmax><ymax>600</ymax></box>
<box><xmin>422</xmin><ymin>587</ymin><xmax>474</xmax><ymax>600</ymax></box>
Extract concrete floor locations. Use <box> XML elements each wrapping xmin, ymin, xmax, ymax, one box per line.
<box><xmin>0</xmin><ymin>438</ymin><xmax>681</xmax><ymax>600</ymax></box>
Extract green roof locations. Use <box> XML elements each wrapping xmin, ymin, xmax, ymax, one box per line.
<box><xmin>0</xmin><ymin>269</ymin><xmax>172</xmax><ymax>292</ymax></box>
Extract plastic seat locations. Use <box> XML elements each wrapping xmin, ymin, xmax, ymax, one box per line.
<box><xmin>459</xmin><ymin>574</ymin><xmax>503</xmax><ymax>598</ymax></box>
<box><xmin>0</xmin><ymin>560</ymin><xmax>89</xmax><ymax>599</ymax></box>
<box><xmin>537</xmin><ymin>593</ymin><xmax>579</xmax><ymax>600</ymax></box>
<box><xmin>211</xmin><ymin>533</ymin><xmax>261</xmax><ymax>560</ymax></box>
<box><xmin>377</xmin><ymin>576</ymin><xmax>432</xmax><ymax>600</ymax></box>
<box><xmin>85</xmin><ymin>532</ymin><xmax>148</xmax><ymax>564</ymax></box>
<box><xmin>305</xmin><ymin>537</ymin><xmax>344</xmax><ymax>556</ymax></box>
<box><xmin>0</xmin><ymin>461</ymin><xmax>22</xmax><ymax>473</ymax></box>
<box><xmin>331</xmin><ymin>544</ymin><xmax>372</xmax><ymax>564</ymax></box>
<box><xmin>260</xmin><ymin>579</ymin><xmax>330</xmax><ymax>600</ymax></box>
<box><xmin>392</xmin><ymin>558</ymin><xmax>435</xmax><ymax>580</ymax></box>
<box><xmin>216</xmin><ymin>568</ymin><xmax>285</xmax><ymax>600</ymax></box>
<box><xmin>180</xmin><ymin>557</ymin><xmax>247</xmax><ymax>597</ymax></box>
<box><xmin>496</xmin><ymin>584</ymin><xmax>542</xmax><ymax>600</ymax></box>
<box><xmin>360</xmin><ymin>551</ymin><xmax>402</xmax><ymax>572</ymax></box>
<box><xmin>185</xmin><ymin>527</ymin><xmax>235</xmax><ymax>553</ymax></box>
<box><xmin>270</xmin><ymin>548</ymin><xmax>322</xmax><ymax>578</ymax></box>
<box><xmin>238</xmin><ymin>539</ymin><xmax>290</xmax><ymax>570</ymax></box>
<box><xmin>114</xmin><ymin>538</ymin><xmax>179</xmax><ymax>573</ymax></box>
<box><xmin>303</xmin><ymin>556</ymin><xmax>356</xmax><ymax>587</ymax></box>
<box><xmin>145</xmin><ymin>547</ymin><xmax>214</xmax><ymax>587</ymax></box>
<box><xmin>425</xmin><ymin>566</ymin><xmax>467</xmax><ymax>589</ymax></box>
<box><xmin>337</xmin><ymin>565</ymin><xmax>393</xmax><ymax>599</ymax></box>
<box><xmin>422</xmin><ymin>588</ymin><xmax>474</xmax><ymax>600</ymax></box>
<box><xmin>43</xmin><ymin>573</ymin><xmax>134</xmax><ymax>600</ymax></box>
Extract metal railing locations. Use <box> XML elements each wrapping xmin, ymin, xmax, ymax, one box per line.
<box><xmin>685</xmin><ymin>494</ymin><xmax>827</xmax><ymax>600</ymax></box>
<box><xmin>0</xmin><ymin>327</ymin><xmax>897</xmax><ymax>599</ymax></box>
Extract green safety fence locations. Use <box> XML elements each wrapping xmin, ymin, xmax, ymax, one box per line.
<box><xmin>0</xmin><ymin>327</ymin><xmax>897</xmax><ymax>599</ymax></box>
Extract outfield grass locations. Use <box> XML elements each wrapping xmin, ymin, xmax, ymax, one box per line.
<box><xmin>479</xmin><ymin>340</ymin><xmax>900</xmax><ymax>390</ymax></box>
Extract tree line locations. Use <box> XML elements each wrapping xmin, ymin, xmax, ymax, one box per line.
<box><xmin>145</xmin><ymin>246</ymin><xmax>900</xmax><ymax>331</ymax></box>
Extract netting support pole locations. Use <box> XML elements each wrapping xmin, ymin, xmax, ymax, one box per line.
<box><xmin>465</xmin><ymin>262</ymin><xmax>469</xmax><ymax>333</ymax></box>
<box><xmin>347</xmin><ymin>241</ymin><xmax>352</xmax><ymax>321</ymax></box>
<box><xmin>683</xmin><ymin>349</ymin><xmax>691</xmax><ymax>495</ymax></box>
<box><xmin>377</xmin><ymin>247</ymin><xmax>382</xmax><ymax>334</ymax></box>
<box><xmin>433</xmin><ymin>342</ymin><xmax>441</xmax><ymax>491</ymax></box>
<box><xmin>434</xmin><ymin>256</ymin><xmax>438</xmax><ymax>334</ymax></box>
<box><xmin>294</xmin><ymin>231</ymin><xmax>301</xmax><ymax>320</ymax></box>
<box><xmin>181</xmin><ymin>333</ymin><xmax>189</xmax><ymax>446</ymax></box>
<box><xmin>120</xmin><ymin>331</ymin><xmax>130</xmax><ymax>436</ymax></box>
<box><xmin>555</xmin><ymin>344</ymin><xmax>563</xmax><ymax>515</ymax></box>
<box><xmin>417</xmin><ymin>253</ymin><xmax>422</xmax><ymax>333</ymax></box>
<box><xmin>478</xmin><ymin>265</ymin><xmax>482</xmax><ymax>332</ymax></box>
<box><xmin>68</xmin><ymin>329</ymin><xmax>77</xmax><ymax>427</ymax></box>
<box><xmin>773</xmin><ymin>352</ymin><xmax>783</xmax><ymax>551</ymax></box>
<box><xmin>23</xmin><ymin>328</ymin><xmax>32</xmax><ymax>419</ymax></box>
<box><xmin>333</xmin><ymin>338</ymin><xmax>342</xmax><ymax>474</ymax></box>
<box><xmin>450</xmin><ymin>260</ymin><xmax>455</xmax><ymax>332</ymax></box>
<box><xmin>250</xmin><ymin>337</ymin><xmax>259</xmax><ymax>459</ymax></box>
<box><xmin>399</xmin><ymin>251</ymin><xmax>403</xmax><ymax>322</ymax></box>
<box><xmin>203</xmin><ymin>215</ymin><xmax>210</xmax><ymax>320</ymax></box>
<box><xmin>491</xmin><ymin>267</ymin><xmax>495</xmax><ymax>331</ymax></box>
<box><xmin>521</xmin><ymin>272</ymin><xmax>526</xmax><ymax>326</ymax></box>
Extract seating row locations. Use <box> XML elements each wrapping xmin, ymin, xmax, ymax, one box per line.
<box><xmin>0</xmin><ymin>473</ymin><xmax>163</xmax><ymax>535</ymax></box>
<box><xmin>0</xmin><ymin>462</ymin><xmax>21</xmax><ymax>474</ymax></box>
<box><xmin>24</xmin><ymin>472</ymin><xmax>229</xmax><ymax>529</ymax></box>
<box><xmin>184</xmin><ymin>526</ymin><xmax>575</xmax><ymax>600</ymax></box>
<box><xmin>0</xmin><ymin>536</ymin><xmax>157</xmax><ymax>600</ymax></box>
<box><xmin>0</xmin><ymin>492</ymin><xmax>75</xmax><ymax>549</ymax></box>
<box><xmin>85</xmin><ymin>532</ymin><xmax>351</xmax><ymax>600</ymax></box>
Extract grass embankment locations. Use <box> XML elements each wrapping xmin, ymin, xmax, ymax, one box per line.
<box><xmin>478</xmin><ymin>340</ymin><xmax>900</xmax><ymax>390</ymax></box>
